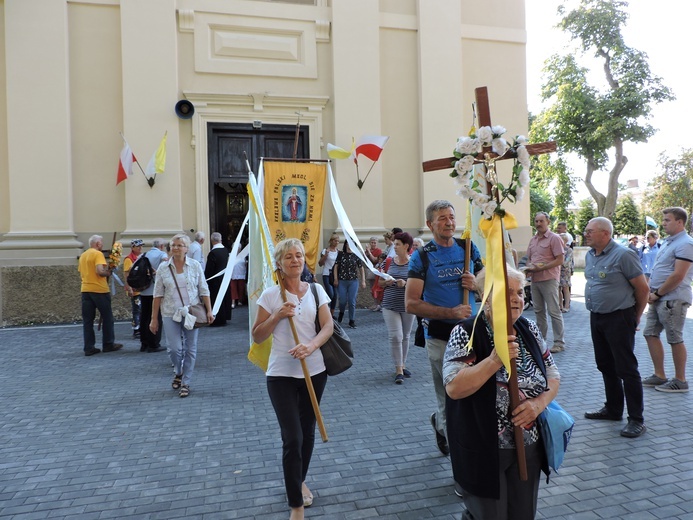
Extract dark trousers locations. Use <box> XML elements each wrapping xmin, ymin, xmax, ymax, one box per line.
<box><xmin>322</xmin><ymin>275</ymin><xmax>336</xmax><ymax>311</ymax></box>
<box><xmin>130</xmin><ymin>295</ymin><xmax>141</xmax><ymax>331</ymax></box>
<box><xmin>267</xmin><ymin>371</ymin><xmax>328</xmax><ymax>508</ymax></box>
<box><xmin>81</xmin><ymin>292</ymin><xmax>115</xmax><ymax>351</ymax></box>
<box><xmin>461</xmin><ymin>442</ymin><xmax>542</xmax><ymax>520</ymax></box>
<box><xmin>139</xmin><ymin>295</ymin><xmax>162</xmax><ymax>349</ymax></box>
<box><xmin>590</xmin><ymin>307</ymin><xmax>644</xmax><ymax>422</ymax></box>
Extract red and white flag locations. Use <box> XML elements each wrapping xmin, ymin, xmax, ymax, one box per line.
<box><xmin>116</xmin><ymin>143</ymin><xmax>136</xmax><ymax>185</ymax></box>
<box><xmin>353</xmin><ymin>135</ymin><xmax>389</xmax><ymax>163</ymax></box>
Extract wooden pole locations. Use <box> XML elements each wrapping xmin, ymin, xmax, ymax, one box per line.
<box><xmin>275</xmin><ymin>270</ymin><xmax>329</xmax><ymax>442</ymax></box>
<box><xmin>499</xmin><ymin>216</ymin><xmax>527</xmax><ymax>480</ymax></box>
<box><xmin>462</xmin><ymin>237</ymin><xmax>472</xmax><ymax>306</ymax></box>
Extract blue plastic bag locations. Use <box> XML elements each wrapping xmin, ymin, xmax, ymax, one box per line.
<box><xmin>537</xmin><ymin>401</ymin><xmax>574</xmax><ymax>472</ymax></box>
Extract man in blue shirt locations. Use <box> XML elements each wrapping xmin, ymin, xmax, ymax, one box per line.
<box><xmin>583</xmin><ymin>217</ymin><xmax>650</xmax><ymax>438</ymax></box>
<box><xmin>406</xmin><ymin>200</ymin><xmax>482</xmax><ymax>467</ymax></box>
<box><xmin>640</xmin><ymin>229</ymin><xmax>660</xmax><ymax>278</ymax></box>
<box><xmin>643</xmin><ymin>207</ymin><xmax>693</xmax><ymax>393</ymax></box>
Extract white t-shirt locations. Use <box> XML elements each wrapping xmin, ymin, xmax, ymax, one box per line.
<box><xmin>257</xmin><ymin>284</ymin><xmax>331</xmax><ymax>377</ymax></box>
<box><xmin>320</xmin><ymin>249</ymin><xmax>339</xmax><ymax>276</ymax></box>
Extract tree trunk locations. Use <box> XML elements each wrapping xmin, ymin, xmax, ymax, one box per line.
<box><xmin>584</xmin><ymin>157</ymin><xmax>606</xmax><ymax>215</ymax></box>
<box><xmin>584</xmin><ymin>142</ymin><xmax>628</xmax><ymax>219</ymax></box>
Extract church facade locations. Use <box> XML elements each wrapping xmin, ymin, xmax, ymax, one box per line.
<box><xmin>0</xmin><ymin>0</ymin><xmax>532</xmax><ymax>325</ymax></box>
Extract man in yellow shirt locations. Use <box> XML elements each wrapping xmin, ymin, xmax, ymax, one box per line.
<box><xmin>78</xmin><ymin>235</ymin><xmax>123</xmax><ymax>356</ymax></box>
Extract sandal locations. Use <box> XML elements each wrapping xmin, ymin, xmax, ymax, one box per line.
<box><xmin>172</xmin><ymin>374</ymin><xmax>182</xmax><ymax>390</ymax></box>
<box><xmin>179</xmin><ymin>385</ymin><xmax>190</xmax><ymax>398</ymax></box>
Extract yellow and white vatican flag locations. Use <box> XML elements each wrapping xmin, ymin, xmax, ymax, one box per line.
<box><xmin>262</xmin><ymin>161</ymin><xmax>327</xmax><ymax>273</ymax></box>
<box><xmin>247</xmin><ymin>170</ymin><xmax>278</xmax><ymax>371</ymax></box>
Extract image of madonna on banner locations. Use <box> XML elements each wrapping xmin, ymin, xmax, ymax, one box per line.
<box><xmin>262</xmin><ymin>161</ymin><xmax>327</xmax><ymax>273</ymax></box>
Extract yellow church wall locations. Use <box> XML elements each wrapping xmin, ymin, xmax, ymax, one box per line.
<box><xmin>68</xmin><ymin>2</ymin><xmax>125</xmax><ymax>238</ymax></box>
<box><xmin>0</xmin><ymin>0</ymin><xmax>533</xmax><ymax>325</ymax></box>
<box><xmin>379</xmin><ymin>25</ymin><xmax>421</xmax><ymax>232</ymax></box>
<box><xmin>0</xmin><ymin>0</ymin><xmax>9</xmax><ymax>236</ymax></box>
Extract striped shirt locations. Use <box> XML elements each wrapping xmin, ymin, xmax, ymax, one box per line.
<box><xmin>381</xmin><ymin>260</ymin><xmax>409</xmax><ymax>313</ymax></box>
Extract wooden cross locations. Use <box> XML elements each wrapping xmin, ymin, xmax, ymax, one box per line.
<box><xmin>422</xmin><ymin>86</ymin><xmax>556</xmax><ymax>174</ymax></box>
<box><xmin>422</xmin><ymin>86</ymin><xmax>557</xmax><ymax>481</ymax></box>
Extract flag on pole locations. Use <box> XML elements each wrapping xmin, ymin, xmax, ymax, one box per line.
<box><xmin>326</xmin><ymin>141</ymin><xmax>354</xmax><ymax>160</ymax></box>
<box><xmin>145</xmin><ymin>132</ymin><xmax>167</xmax><ymax>179</ymax></box>
<box><xmin>116</xmin><ymin>142</ymin><xmax>136</xmax><ymax>185</ymax></box>
<box><xmin>352</xmin><ymin>135</ymin><xmax>389</xmax><ymax>163</ymax></box>
<box><xmin>247</xmin><ymin>165</ymin><xmax>278</xmax><ymax>371</ymax></box>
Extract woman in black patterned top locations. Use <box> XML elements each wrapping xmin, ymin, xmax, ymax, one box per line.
<box><xmin>378</xmin><ymin>232</ymin><xmax>416</xmax><ymax>384</ymax></box>
<box><xmin>333</xmin><ymin>241</ymin><xmax>365</xmax><ymax>328</ymax></box>
<box><xmin>443</xmin><ymin>265</ymin><xmax>560</xmax><ymax>520</ymax></box>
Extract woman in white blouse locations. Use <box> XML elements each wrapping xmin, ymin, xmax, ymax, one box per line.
<box><xmin>150</xmin><ymin>234</ymin><xmax>213</xmax><ymax>398</ymax></box>
<box><xmin>252</xmin><ymin>238</ymin><xmax>333</xmax><ymax>520</ymax></box>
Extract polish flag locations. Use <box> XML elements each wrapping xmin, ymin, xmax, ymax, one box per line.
<box><xmin>353</xmin><ymin>135</ymin><xmax>389</xmax><ymax>163</ymax></box>
<box><xmin>116</xmin><ymin>143</ymin><xmax>136</xmax><ymax>185</ymax></box>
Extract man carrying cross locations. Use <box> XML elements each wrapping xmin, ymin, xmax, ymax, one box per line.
<box><xmin>405</xmin><ymin>201</ymin><xmax>484</xmax><ymax>468</ymax></box>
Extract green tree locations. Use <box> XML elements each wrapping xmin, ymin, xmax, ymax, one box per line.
<box><xmin>530</xmin><ymin>179</ymin><xmax>553</xmax><ymax>220</ymax></box>
<box><xmin>530</xmin><ymin>152</ymin><xmax>575</xmax><ymax>223</ymax></box>
<box><xmin>641</xmin><ymin>149</ymin><xmax>693</xmax><ymax>221</ymax></box>
<box><xmin>574</xmin><ymin>198</ymin><xmax>596</xmax><ymax>242</ymax></box>
<box><xmin>530</xmin><ymin>0</ymin><xmax>673</xmax><ymax>219</ymax></box>
<box><xmin>613</xmin><ymin>194</ymin><xmax>641</xmax><ymax>236</ymax></box>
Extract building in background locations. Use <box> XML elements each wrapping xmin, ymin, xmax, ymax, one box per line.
<box><xmin>0</xmin><ymin>0</ymin><xmax>532</xmax><ymax>325</ymax></box>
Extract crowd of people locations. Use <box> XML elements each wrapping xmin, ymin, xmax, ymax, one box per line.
<box><xmin>78</xmin><ymin>231</ymin><xmax>239</xmax><ymax>397</ymax></box>
<box><xmin>78</xmin><ymin>202</ymin><xmax>692</xmax><ymax>520</ymax></box>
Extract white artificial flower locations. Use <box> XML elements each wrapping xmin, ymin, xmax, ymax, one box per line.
<box><xmin>453</xmin><ymin>169</ymin><xmax>472</xmax><ymax>186</ymax></box>
<box><xmin>491</xmin><ymin>125</ymin><xmax>506</xmax><ymax>137</ymax></box>
<box><xmin>454</xmin><ymin>158</ymin><xmax>474</xmax><ymax>177</ymax></box>
<box><xmin>515</xmin><ymin>135</ymin><xmax>527</xmax><ymax>145</ymax></box>
<box><xmin>459</xmin><ymin>154</ymin><xmax>475</xmax><ymax>171</ymax></box>
<box><xmin>472</xmin><ymin>191</ymin><xmax>490</xmax><ymax>206</ymax></box>
<box><xmin>515</xmin><ymin>187</ymin><xmax>525</xmax><ymax>202</ymax></box>
<box><xmin>518</xmin><ymin>168</ymin><xmax>530</xmax><ymax>187</ymax></box>
<box><xmin>491</xmin><ymin>138</ymin><xmax>509</xmax><ymax>157</ymax></box>
<box><xmin>481</xmin><ymin>200</ymin><xmax>498</xmax><ymax>218</ymax></box>
<box><xmin>459</xmin><ymin>137</ymin><xmax>481</xmax><ymax>156</ymax></box>
<box><xmin>456</xmin><ymin>185</ymin><xmax>474</xmax><ymax>199</ymax></box>
<box><xmin>476</xmin><ymin>126</ymin><xmax>493</xmax><ymax>146</ymax></box>
<box><xmin>516</xmin><ymin>145</ymin><xmax>530</xmax><ymax>166</ymax></box>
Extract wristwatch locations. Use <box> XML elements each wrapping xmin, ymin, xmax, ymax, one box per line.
<box><xmin>654</xmin><ymin>289</ymin><xmax>662</xmax><ymax>297</ymax></box>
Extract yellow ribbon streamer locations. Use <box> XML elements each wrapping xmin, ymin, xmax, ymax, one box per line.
<box><xmin>477</xmin><ymin>211</ymin><xmax>518</xmax><ymax>373</ymax></box>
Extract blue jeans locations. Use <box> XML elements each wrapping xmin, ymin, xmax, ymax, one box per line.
<box><xmin>81</xmin><ymin>292</ymin><xmax>115</xmax><ymax>351</ymax></box>
<box><xmin>337</xmin><ymin>279</ymin><xmax>358</xmax><ymax>321</ymax></box>
<box><xmin>163</xmin><ymin>317</ymin><xmax>199</xmax><ymax>386</ymax></box>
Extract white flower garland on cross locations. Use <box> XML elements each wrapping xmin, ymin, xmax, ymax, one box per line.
<box><xmin>449</xmin><ymin>125</ymin><xmax>530</xmax><ymax>218</ymax></box>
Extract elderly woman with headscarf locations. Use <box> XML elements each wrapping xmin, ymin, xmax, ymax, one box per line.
<box><xmin>444</xmin><ymin>265</ymin><xmax>560</xmax><ymax>520</ymax></box>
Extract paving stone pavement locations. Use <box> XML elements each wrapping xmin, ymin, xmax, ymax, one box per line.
<box><xmin>1</xmin><ymin>275</ymin><xmax>692</xmax><ymax>520</ymax></box>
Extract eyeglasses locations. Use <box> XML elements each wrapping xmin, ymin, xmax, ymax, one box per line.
<box><xmin>583</xmin><ymin>229</ymin><xmax>603</xmax><ymax>235</ymax></box>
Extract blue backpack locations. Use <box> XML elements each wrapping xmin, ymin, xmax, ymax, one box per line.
<box><xmin>537</xmin><ymin>401</ymin><xmax>575</xmax><ymax>472</ymax></box>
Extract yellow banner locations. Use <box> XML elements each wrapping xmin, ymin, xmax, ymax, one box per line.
<box><xmin>263</xmin><ymin>161</ymin><xmax>326</xmax><ymax>273</ymax></box>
